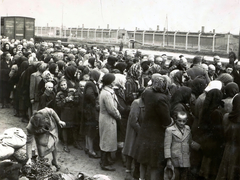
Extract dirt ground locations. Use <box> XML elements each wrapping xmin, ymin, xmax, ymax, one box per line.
<box><xmin>0</xmin><ymin>106</ymin><xmax>126</xmax><ymax>180</ymax></box>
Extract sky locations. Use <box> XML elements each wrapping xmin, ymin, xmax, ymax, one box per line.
<box><xmin>1</xmin><ymin>0</ymin><xmax>240</xmax><ymax>34</ymax></box>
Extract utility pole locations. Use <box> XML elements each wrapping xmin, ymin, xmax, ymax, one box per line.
<box><xmin>238</xmin><ymin>30</ymin><xmax>240</xmax><ymax>60</ymax></box>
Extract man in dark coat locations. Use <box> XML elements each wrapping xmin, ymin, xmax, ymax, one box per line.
<box><xmin>187</xmin><ymin>56</ymin><xmax>210</xmax><ymax>84</ymax></box>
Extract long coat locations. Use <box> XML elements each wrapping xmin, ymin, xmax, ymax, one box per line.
<box><xmin>99</xmin><ymin>86</ymin><xmax>121</xmax><ymax>152</ymax></box>
<box><xmin>30</xmin><ymin>71</ymin><xmax>42</xmax><ymax>113</ymax></box>
<box><xmin>164</xmin><ymin>124</ymin><xmax>192</xmax><ymax>167</ymax></box>
<box><xmin>134</xmin><ymin>87</ymin><xmax>172</xmax><ymax>168</ymax></box>
<box><xmin>122</xmin><ymin>98</ymin><xmax>145</xmax><ymax>158</ymax></box>
<box><xmin>216</xmin><ymin>114</ymin><xmax>240</xmax><ymax>180</ymax></box>
<box><xmin>82</xmin><ymin>80</ymin><xmax>100</xmax><ymax>138</ymax></box>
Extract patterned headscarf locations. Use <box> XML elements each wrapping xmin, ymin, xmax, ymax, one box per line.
<box><xmin>151</xmin><ymin>73</ymin><xmax>168</xmax><ymax>93</ymax></box>
<box><xmin>42</xmin><ymin>70</ymin><xmax>54</xmax><ymax>82</ymax></box>
<box><xmin>113</xmin><ymin>74</ymin><xmax>127</xmax><ymax>90</ymax></box>
<box><xmin>128</xmin><ymin>63</ymin><xmax>142</xmax><ymax>80</ymax></box>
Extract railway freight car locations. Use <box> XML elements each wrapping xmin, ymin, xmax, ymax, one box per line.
<box><xmin>1</xmin><ymin>16</ymin><xmax>35</xmax><ymax>40</ymax></box>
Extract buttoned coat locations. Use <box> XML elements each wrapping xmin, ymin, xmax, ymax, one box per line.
<box><xmin>30</xmin><ymin>71</ymin><xmax>42</xmax><ymax>112</ymax></box>
<box><xmin>99</xmin><ymin>86</ymin><xmax>121</xmax><ymax>152</ymax></box>
<box><xmin>164</xmin><ymin>124</ymin><xmax>192</xmax><ymax>167</ymax></box>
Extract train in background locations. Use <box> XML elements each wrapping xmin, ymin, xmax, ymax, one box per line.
<box><xmin>1</xmin><ymin>16</ymin><xmax>35</xmax><ymax>40</ymax></box>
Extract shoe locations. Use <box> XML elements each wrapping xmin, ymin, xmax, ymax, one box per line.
<box><xmin>88</xmin><ymin>151</ymin><xmax>100</xmax><ymax>159</ymax></box>
<box><xmin>125</xmin><ymin>172</ymin><xmax>133</xmax><ymax>180</ymax></box>
<box><xmin>63</xmin><ymin>146</ymin><xmax>70</xmax><ymax>153</ymax></box>
<box><xmin>101</xmin><ymin>164</ymin><xmax>116</xmax><ymax>171</ymax></box>
<box><xmin>52</xmin><ymin>160</ymin><xmax>61</xmax><ymax>171</ymax></box>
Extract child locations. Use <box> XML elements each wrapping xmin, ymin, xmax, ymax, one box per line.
<box><xmin>55</xmin><ymin>79</ymin><xmax>79</xmax><ymax>153</ymax></box>
<box><xmin>38</xmin><ymin>82</ymin><xmax>56</xmax><ymax>110</ymax></box>
<box><xmin>164</xmin><ymin>111</ymin><xmax>200</xmax><ymax>180</ymax></box>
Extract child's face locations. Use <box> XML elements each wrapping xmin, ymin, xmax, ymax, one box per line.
<box><xmin>60</xmin><ymin>81</ymin><xmax>67</xmax><ymax>90</ymax></box>
<box><xmin>46</xmin><ymin>84</ymin><xmax>53</xmax><ymax>92</ymax></box>
<box><xmin>175</xmin><ymin>114</ymin><xmax>187</xmax><ymax>129</ymax></box>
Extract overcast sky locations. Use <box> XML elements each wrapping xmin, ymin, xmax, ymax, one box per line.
<box><xmin>1</xmin><ymin>0</ymin><xmax>240</xmax><ymax>34</ymax></box>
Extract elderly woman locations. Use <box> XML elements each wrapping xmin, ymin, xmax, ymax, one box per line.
<box><xmin>222</xmin><ymin>82</ymin><xmax>239</xmax><ymax>113</ymax></box>
<box><xmin>99</xmin><ymin>73</ymin><xmax>121</xmax><ymax>171</ymax></box>
<box><xmin>26</xmin><ymin>107</ymin><xmax>65</xmax><ymax>171</ymax></box>
<box><xmin>134</xmin><ymin>73</ymin><xmax>173</xmax><ymax>180</ymax></box>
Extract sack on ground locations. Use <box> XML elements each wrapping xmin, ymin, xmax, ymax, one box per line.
<box><xmin>0</xmin><ymin>143</ymin><xmax>15</xmax><ymax>160</ymax></box>
<box><xmin>1</xmin><ymin>128</ymin><xmax>26</xmax><ymax>148</ymax></box>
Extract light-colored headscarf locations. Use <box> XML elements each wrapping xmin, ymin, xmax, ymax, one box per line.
<box><xmin>113</xmin><ymin>74</ymin><xmax>127</xmax><ymax>90</ymax></box>
<box><xmin>151</xmin><ymin>73</ymin><xmax>168</xmax><ymax>93</ymax></box>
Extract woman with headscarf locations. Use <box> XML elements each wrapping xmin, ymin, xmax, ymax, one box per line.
<box><xmin>99</xmin><ymin>73</ymin><xmax>121</xmax><ymax>171</ymax></box>
<box><xmin>134</xmin><ymin>74</ymin><xmax>173</xmax><ymax>180</ymax></box>
<box><xmin>216</xmin><ymin>73</ymin><xmax>233</xmax><ymax>86</ymax></box>
<box><xmin>125</xmin><ymin>63</ymin><xmax>142</xmax><ymax>106</ymax></box>
<box><xmin>195</xmin><ymin>89</ymin><xmax>225</xmax><ymax>180</ymax></box>
<box><xmin>26</xmin><ymin>107</ymin><xmax>66</xmax><ymax>171</ymax></box>
<box><xmin>56</xmin><ymin>60</ymin><xmax>66</xmax><ymax>80</ymax></box>
<box><xmin>104</xmin><ymin>56</ymin><xmax>117</xmax><ymax>73</ymax></box>
<box><xmin>222</xmin><ymin>82</ymin><xmax>239</xmax><ymax>113</ymax></box>
<box><xmin>216</xmin><ymin>93</ymin><xmax>240</xmax><ymax>180</ymax></box>
<box><xmin>82</xmin><ymin>70</ymin><xmax>101</xmax><ymax>158</ymax></box>
<box><xmin>49</xmin><ymin>63</ymin><xmax>60</xmax><ymax>83</ymax></box>
<box><xmin>170</xmin><ymin>86</ymin><xmax>194</xmax><ymax>127</ymax></box>
<box><xmin>112</xmin><ymin>74</ymin><xmax>130</xmax><ymax>165</ymax></box>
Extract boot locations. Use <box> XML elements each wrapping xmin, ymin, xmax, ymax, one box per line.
<box><xmin>125</xmin><ymin>170</ymin><xmax>132</xmax><ymax>180</ymax></box>
<box><xmin>100</xmin><ymin>151</ymin><xmax>115</xmax><ymax>171</ymax></box>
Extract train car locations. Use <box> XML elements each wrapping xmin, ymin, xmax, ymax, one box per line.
<box><xmin>1</xmin><ymin>16</ymin><xmax>35</xmax><ymax>40</ymax></box>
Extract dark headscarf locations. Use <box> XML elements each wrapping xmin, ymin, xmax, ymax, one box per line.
<box><xmin>107</xmin><ymin>56</ymin><xmax>117</xmax><ymax>66</ymax></box>
<box><xmin>115</xmin><ymin>62</ymin><xmax>127</xmax><ymax>74</ymax></box>
<box><xmin>90</xmin><ymin>70</ymin><xmax>101</xmax><ymax>82</ymax></box>
<box><xmin>228</xmin><ymin>93</ymin><xmax>240</xmax><ymax>123</ymax></box>
<box><xmin>102</xmin><ymin>73</ymin><xmax>115</xmax><ymax>86</ymax></box>
<box><xmin>170</xmin><ymin>86</ymin><xmax>192</xmax><ymax>112</ymax></box>
<box><xmin>56</xmin><ymin>60</ymin><xmax>66</xmax><ymax>71</ymax></box>
<box><xmin>190</xmin><ymin>78</ymin><xmax>207</xmax><ymax>98</ymax></box>
<box><xmin>49</xmin><ymin>63</ymin><xmax>58</xmax><ymax>76</ymax></box>
<box><xmin>224</xmin><ymin>82</ymin><xmax>239</xmax><ymax>98</ymax></box>
<box><xmin>200</xmin><ymin>89</ymin><xmax>223</xmax><ymax>126</ymax></box>
<box><xmin>64</xmin><ymin>66</ymin><xmax>77</xmax><ymax>81</ymax></box>
<box><xmin>88</xmin><ymin>57</ymin><xmax>95</xmax><ymax>68</ymax></box>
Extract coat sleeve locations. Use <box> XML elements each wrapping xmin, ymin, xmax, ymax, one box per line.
<box><xmin>164</xmin><ymin>127</ymin><xmax>172</xmax><ymax>159</ymax></box>
<box><xmin>129</xmin><ymin>100</ymin><xmax>141</xmax><ymax>133</ymax></box>
<box><xmin>104</xmin><ymin>92</ymin><xmax>121</xmax><ymax>120</ymax></box>
<box><xmin>125</xmin><ymin>81</ymin><xmax>134</xmax><ymax>105</ymax></box>
<box><xmin>26</xmin><ymin>121</ymin><xmax>34</xmax><ymax>159</ymax></box>
<box><xmin>29</xmin><ymin>74</ymin><xmax>35</xmax><ymax>100</ymax></box>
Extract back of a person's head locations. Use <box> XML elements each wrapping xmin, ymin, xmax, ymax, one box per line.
<box><xmin>192</xmin><ymin>56</ymin><xmax>202</xmax><ymax>65</ymax></box>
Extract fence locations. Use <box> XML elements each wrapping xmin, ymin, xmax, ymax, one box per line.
<box><xmin>35</xmin><ymin>26</ymin><xmax>239</xmax><ymax>55</ymax></box>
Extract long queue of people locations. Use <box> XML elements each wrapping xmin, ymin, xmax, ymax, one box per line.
<box><xmin>1</xmin><ymin>36</ymin><xmax>240</xmax><ymax>180</ymax></box>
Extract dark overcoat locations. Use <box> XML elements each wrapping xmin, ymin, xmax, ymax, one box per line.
<box><xmin>134</xmin><ymin>87</ymin><xmax>172</xmax><ymax>168</ymax></box>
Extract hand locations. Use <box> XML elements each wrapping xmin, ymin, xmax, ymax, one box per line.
<box><xmin>166</xmin><ymin>159</ymin><xmax>172</xmax><ymax>168</ymax></box>
<box><xmin>31</xmin><ymin>99</ymin><xmax>34</xmax><ymax>104</ymax></box>
<box><xmin>191</xmin><ymin>141</ymin><xmax>201</xmax><ymax>150</ymax></box>
<box><xmin>59</xmin><ymin>121</ymin><xmax>66</xmax><ymax>128</ymax></box>
<box><xmin>26</xmin><ymin>158</ymin><xmax>32</xmax><ymax>165</ymax></box>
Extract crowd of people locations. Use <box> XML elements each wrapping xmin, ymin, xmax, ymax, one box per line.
<box><xmin>1</xmin><ymin>36</ymin><xmax>240</xmax><ymax>180</ymax></box>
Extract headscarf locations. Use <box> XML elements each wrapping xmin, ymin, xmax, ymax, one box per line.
<box><xmin>102</xmin><ymin>73</ymin><xmax>115</xmax><ymax>86</ymax></box>
<box><xmin>216</xmin><ymin>73</ymin><xmax>233</xmax><ymax>86</ymax></box>
<box><xmin>42</xmin><ymin>70</ymin><xmax>54</xmax><ymax>82</ymax></box>
<box><xmin>107</xmin><ymin>56</ymin><xmax>117</xmax><ymax>66</ymax></box>
<box><xmin>88</xmin><ymin>57</ymin><xmax>95</xmax><ymax>68</ymax></box>
<box><xmin>200</xmin><ymin>89</ymin><xmax>223</xmax><ymax>128</ymax></box>
<box><xmin>128</xmin><ymin>63</ymin><xmax>142</xmax><ymax>80</ymax></box>
<box><xmin>228</xmin><ymin>93</ymin><xmax>240</xmax><ymax>123</ymax></box>
<box><xmin>190</xmin><ymin>78</ymin><xmax>207</xmax><ymax>98</ymax></box>
<box><xmin>64</xmin><ymin>66</ymin><xmax>77</xmax><ymax>81</ymax></box>
<box><xmin>173</xmin><ymin>70</ymin><xmax>184</xmax><ymax>86</ymax></box>
<box><xmin>151</xmin><ymin>73</ymin><xmax>167</xmax><ymax>93</ymax></box>
<box><xmin>113</xmin><ymin>74</ymin><xmax>126</xmax><ymax>89</ymax></box>
<box><xmin>224</xmin><ymin>82</ymin><xmax>239</xmax><ymax>98</ymax></box>
<box><xmin>170</xmin><ymin>86</ymin><xmax>192</xmax><ymax>113</ymax></box>
<box><xmin>90</xmin><ymin>69</ymin><xmax>101</xmax><ymax>82</ymax></box>
<box><xmin>115</xmin><ymin>62</ymin><xmax>127</xmax><ymax>74</ymax></box>
<box><xmin>49</xmin><ymin>63</ymin><xmax>58</xmax><ymax>75</ymax></box>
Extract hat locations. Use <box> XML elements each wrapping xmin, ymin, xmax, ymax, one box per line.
<box><xmin>205</xmin><ymin>80</ymin><xmax>222</xmax><ymax>92</ymax></box>
<box><xmin>164</xmin><ymin>165</ymin><xmax>175</xmax><ymax>180</ymax></box>
<box><xmin>208</xmin><ymin>64</ymin><xmax>216</xmax><ymax>71</ymax></box>
<box><xmin>102</xmin><ymin>73</ymin><xmax>115</xmax><ymax>86</ymax></box>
